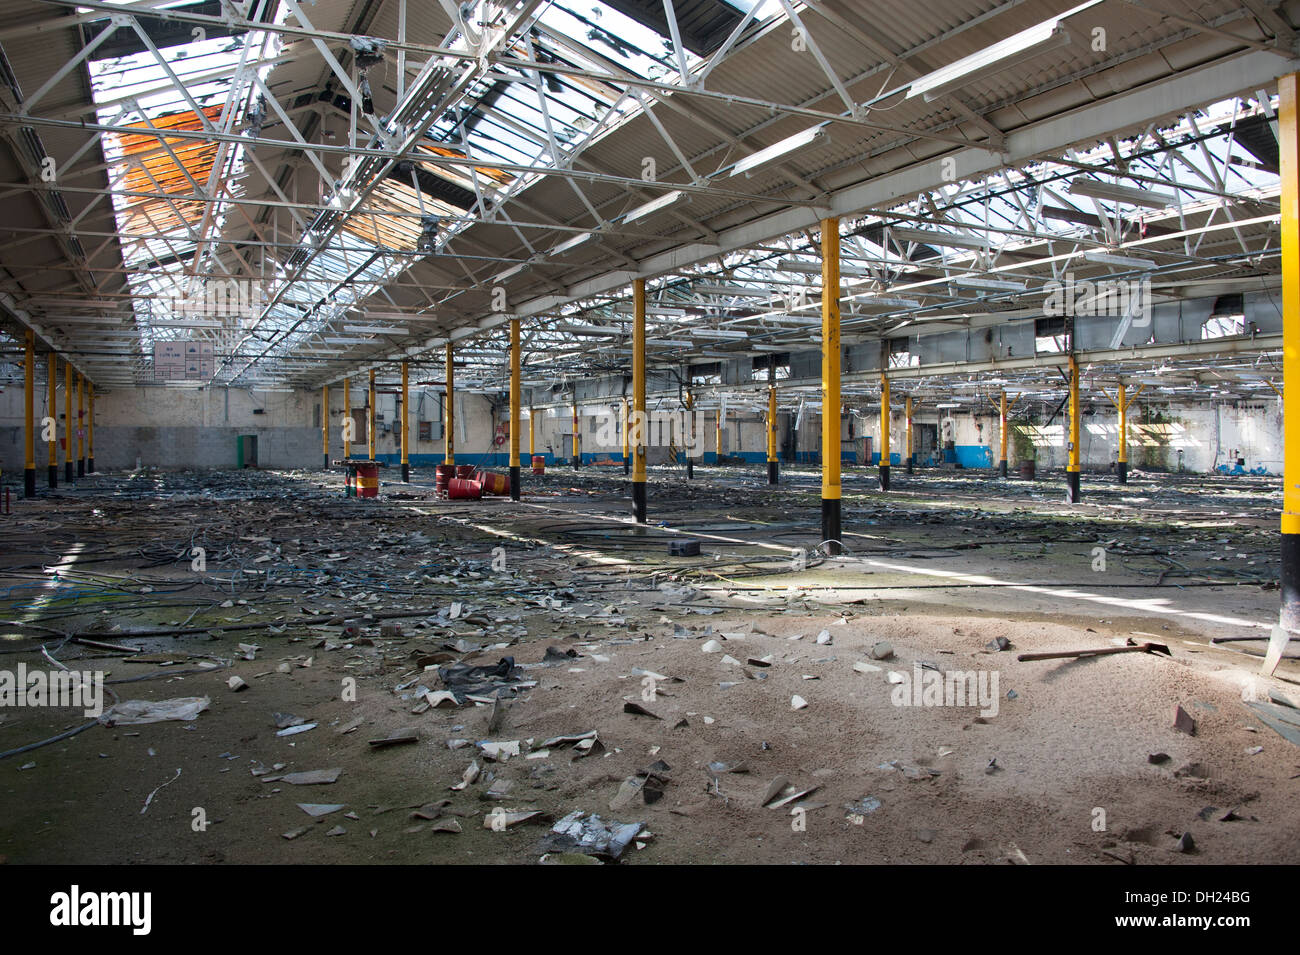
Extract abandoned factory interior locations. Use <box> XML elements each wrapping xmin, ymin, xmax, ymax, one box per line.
<box><xmin>1</xmin><ymin>0</ymin><xmax>1300</xmax><ymax>894</ymax></box>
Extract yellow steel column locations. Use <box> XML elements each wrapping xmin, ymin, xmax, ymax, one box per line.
<box><xmin>1280</xmin><ymin>73</ymin><xmax>1300</xmax><ymax>635</ymax></box>
<box><xmin>64</xmin><ymin>359</ymin><xmax>73</xmax><ymax>482</ymax></box>
<box><xmin>1116</xmin><ymin>381</ymin><xmax>1128</xmax><ymax>484</ymax></box>
<box><xmin>367</xmin><ymin>369</ymin><xmax>376</xmax><ymax>462</ymax></box>
<box><xmin>684</xmin><ymin>389</ymin><xmax>695</xmax><ymax>480</ymax></box>
<box><xmin>821</xmin><ymin>218</ymin><xmax>842</xmax><ymax>553</ymax></box>
<box><xmin>767</xmin><ymin>377</ymin><xmax>778</xmax><ymax>485</ymax></box>
<box><xmin>509</xmin><ymin>319</ymin><xmax>521</xmax><ymax>501</ymax></box>
<box><xmin>632</xmin><ymin>277</ymin><xmax>647</xmax><ymax>523</ymax></box>
<box><xmin>343</xmin><ymin>378</ymin><xmax>352</xmax><ymax>460</ymax></box>
<box><xmin>322</xmin><ymin>385</ymin><xmax>330</xmax><ymax>469</ymax></box>
<box><xmin>998</xmin><ymin>390</ymin><xmax>1009</xmax><ymax>477</ymax></box>
<box><xmin>715</xmin><ymin>407</ymin><xmax>723</xmax><ymax>466</ymax></box>
<box><xmin>87</xmin><ymin>384</ymin><xmax>94</xmax><ymax>474</ymax></box>
<box><xmin>621</xmin><ymin>397</ymin><xmax>629</xmax><ymax>475</ymax></box>
<box><xmin>905</xmin><ymin>394</ymin><xmax>914</xmax><ymax>475</ymax></box>
<box><xmin>444</xmin><ymin>344</ymin><xmax>455</xmax><ymax>465</ymax></box>
<box><xmin>47</xmin><ymin>352</ymin><xmax>57</xmax><ymax>488</ymax></box>
<box><xmin>1067</xmin><ymin>354</ymin><xmax>1081</xmax><ymax>503</ymax></box>
<box><xmin>571</xmin><ymin>393</ymin><xmax>580</xmax><ymax>468</ymax></box>
<box><xmin>529</xmin><ymin>406</ymin><xmax>535</xmax><ymax>459</ymax></box>
<box><xmin>76</xmin><ymin>373</ymin><xmax>84</xmax><ymax>478</ymax></box>
<box><xmin>879</xmin><ymin>372</ymin><xmax>891</xmax><ymax>490</ymax></box>
<box><xmin>23</xmin><ymin>331</ymin><xmax>35</xmax><ymax>497</ymax></box>
<box><xmin>400</xmin><ymin>363</ymin><xmax>410</xmax><ymax>482</ymax></box>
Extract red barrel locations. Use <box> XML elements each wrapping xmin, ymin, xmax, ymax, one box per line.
<box><xmin>355</xmin><ymin>462</ymin><xmax>379</xmax><ymax>498</ymax></box>
<box><xmin>447</xmin><ymin>478</ymin><xmax>483</xmax><ymax>500</ymax></box>
<box><xmin>477</xmin><ymin>470</ymin><xmax>509</xmax><ymax>495</ymax></box>
<box><xmin>455</xmin><ymin>464</ymin><xmax>476</xmax><ymax>480</ymax></box>
<box><xmin>435</xmin><ymin>463</ymin><xmax>456</xmax><ymax>497</ymax></box>
<box><xmin>532</xmin><ymin>455</ymin><xmax>545</xmax><ymax>475</ymax></box>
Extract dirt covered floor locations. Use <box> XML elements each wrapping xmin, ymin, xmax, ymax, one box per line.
<box><xmin>1</xmin><ymin>463</ymin><xmax>1298</xmax><ymax>865</ymax></box>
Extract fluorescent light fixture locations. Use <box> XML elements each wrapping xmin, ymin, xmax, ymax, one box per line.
<box><xmin>624</xmin><ymin>190</ymin><xmax>684</xmax><ymax>223</ymax></box>
<box><xmin>323</xmin><ymin>337</ymin><xmax>371</xmax><ymax>345</ymax></box>
<box><xmin>935</xmin><ymin>402</ymin><xmax>963</xmax><ymax>409</ymax></box>
<box><xmin>495</xmin><ymin>263</ymin><xmax>525</xmax><ymax>281</ymax></box>
<box><xmin>343</xmin><ymin>325</ymin><xmax>408</xmax><ymax>335</ymax></box>
<box><xmin>551</xmin><ymin>232</ymin><xmax>594</xmax><ymax>255</ymax></box>
<box><xmin>1068</xmin><ymin>179</ymin><xmax>1175</xmax><ymax>209</ymax></box>
<box><xmin>952</xmin><ymin>276</ymin><xmax>1025</xmax><ymax>292</ymax></box>
<box><xmin>693</xmin><ymin>284</ymin><xmax>771</xmax><ymax>296</ymax></box>
<box><xmin>1083</xmin><ymin>250</ymin><xmax>1155</xmax><ymax>269</ymax></box>
<box><xmin>907</xmin><ymin>19</ymin><xmax>1074</xmax><ymax>102</ymax></box>
<box><xmin>860</xmin><ymin>296</ymin><xmax>922</xmax><ymax>308</ymax></box>
<box><xmin>779</xmin><ymin>258</ymin><xmax>874</xmax><ymax>278</ymax></box>
<box><xmin>647</xmin><ymin>338</ymin><xmax>692</xmax><ymax>347</ymax></box>
<box><xmin>690</xmin><ymin>328</ymin><xmax>750</xmax><ymax>340</ymax></box>
<box><xmin>890</xmin><ymin>227</ymin><xmax>987</xmax><ymax>251</ymax></box>
<box><xmin>730</xmin><ymin>125</ymin><xmax>829</xmax><ymax>178</ymax></box>
<box><xmin>555</xmin><ymin>323</ymin><xmax>624</xmax><ymax>336</ymax></box>
<box><xmin>751</xmin><ymin>344</ymin><xmax>791</xmax><ymax>352</ymax></box>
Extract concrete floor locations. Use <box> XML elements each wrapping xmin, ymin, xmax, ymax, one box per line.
<box><xmin>1</xmin><ymin>463</ymin><xmax>1297</xmax><ymax>864</ymax></box>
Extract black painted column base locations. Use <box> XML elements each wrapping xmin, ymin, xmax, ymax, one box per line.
<box><xmin>821</xmin><ymin>498</ymin><xmax>842</xmax><ymax>555</ymax></box>
<box><xmin>686</xmin><ymin>460</ymin><xmax>693</xmax><ymax>479</ymax></box>
<box><xmin>1066</xmin><ymin>470</ymin><xmax>1081</xmax><ymax>504</ymax></box>
<box><xmin>1281</xmin><ymin>533</ymin><xmax>1300</xmax><ymax>633</ymax></box>
<box><xmin>87</xmin><ymin>457</ymin><xmax>93</xmax><ymax>474</ymax></box>
<box><xmin>768</xmin><ymin>460</ymin><xmax>778</xmax><ymax>485</ymax></box>
<box><xmin>324</xmin><ymin>454</ymin><xmax>330</xmax><ymax>470</ymax></box>
<box><xmin>906</xmin><ymin>458</ymin><xmax>913</xmax><ymax>475</ymax></box>
<box><xmin>65</xmin><ymin>462</ymin><xmax>73</xmax><ymax>483</ymax></box>
<box><xmin>879</xmin><ymin>465</ymin><xmax>890</xmax><ymax>491</ymax></box>
<box><xmin>48</xmin><ymin>465</ymin><xmax>57</xmax><ymax>488</ymax></box>
<box><xmin>623</xmin><ymin>457</ymin><xmax>629</xmax><ymax>475</ymax></box>
<box><xmin>24</xmin><ymin>468</ymin><xmax>35</xmax><ymax>498</ymax></box>
<box><xmin>402</xmin><ymin>462</ymin><xmax>410</xmax><ymax>482</ymax></box>
<box><xmin>510</xmin><ymin>465</ymin><xmax>520</xmax><ymax>501</ymax></box>
<box><xmin>77</xmin><ymin>460</ymin><xmax>84</xmax><ymax>478</ymax></box>
<box><xmin>1117</xmin><ymin>461</ymin><xmax>1128</xmax><ymax>484</ymax></box>
<box><xmin>632</xmin><ymin>480</ymin><xmax>646</xmax><ymax>524</ymax></box>
<box><xmin>999</xmin><ymin>459</ymin><xmax>1008</xmax><ymax>478</ymax></box>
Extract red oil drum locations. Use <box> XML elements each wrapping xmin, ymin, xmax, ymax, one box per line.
<box><xmin>447</xmin><ymin>478</ymin><xmax>483</xmax><ymax>500</ymax></box>
<box><xmin>435</xmin><ymin>463</ymin><xmax>456</xmax><ymax>497</ymax></box>
<box><xmin>455</xmin><ymin>465</ymin><xmax>476</xmax><ymax>480</ymax></box>
<box><xmin>477</xmin><ymin>471</ymin><xmax>509</xmax><ymax>496</ymax></box>
<box><xmin>355</xmin><ymin>462</ymin><xmax>379</xmax><ymax>498</ymax></box>
<box><xmin>531</xmin><ymin>455</ymin><xmax>545</xmax><ymax>475</ymax></box>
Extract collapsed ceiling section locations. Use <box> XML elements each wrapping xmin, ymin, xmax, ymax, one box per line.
<box><xmin>0</xmin><ymin>0</ymin><xmax>1294</xmax><ymax>410</ymax></box>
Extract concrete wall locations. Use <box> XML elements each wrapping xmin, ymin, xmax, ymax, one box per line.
<box><xmin>0</xmin><ymin>381</ymin><xmax>504</xmax><ymax>472</ymax></box>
